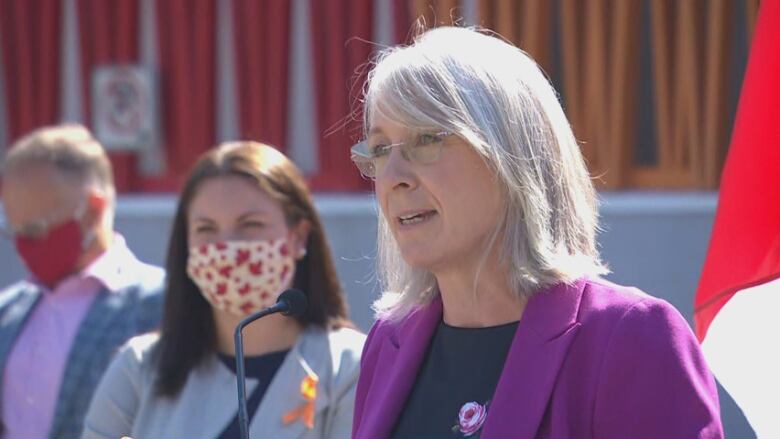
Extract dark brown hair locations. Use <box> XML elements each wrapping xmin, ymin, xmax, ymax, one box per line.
<box><xmin>154</xmin><ymin>141</ymin><xmax>350</xmax><ymax>397</ymax></box>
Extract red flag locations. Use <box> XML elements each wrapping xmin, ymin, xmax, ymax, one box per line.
<box><xmin>694</xmin><ymin>0</ymin><xmax>780</xmax><ymax>341</ymax></box>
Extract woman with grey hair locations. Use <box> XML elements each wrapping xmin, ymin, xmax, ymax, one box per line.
<box><xmin>350</xmin><ymin>27</ymin><xmax>722</xmax><ymax>439</ymax></box>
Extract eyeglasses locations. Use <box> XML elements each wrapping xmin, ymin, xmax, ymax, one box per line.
<box><xmin>0</xmin><ymin>218</ymin><xmax>51</xmax><ymax>240</ymax></box>
<box><xmin>350</xmin><ymin>131</ymin><xmax>453</xmax><ymax>179</ymax></box>
<box><xmin>0</xmin><ymin>204</ymin><xmax>86</xmax><ymax>240</ymax></box>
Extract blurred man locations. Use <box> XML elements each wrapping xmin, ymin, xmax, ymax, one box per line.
<box><xmin>0</xmin><ymin>125</ymin><xmax>164</xmax><ymax>438</ymax></box>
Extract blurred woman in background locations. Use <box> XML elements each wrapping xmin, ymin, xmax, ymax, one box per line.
<box><xmin>83</xmin><ymin>141</ymin><xmax>364</xmax><ymax>438</ymax></box>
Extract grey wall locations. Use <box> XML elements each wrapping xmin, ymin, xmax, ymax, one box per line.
<box><xmin>0</xmin><ymin>192</ymin><xmax>754</xmax><ymax>437</ymax></box>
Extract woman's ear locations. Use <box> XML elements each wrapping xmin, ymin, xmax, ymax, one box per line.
<box><xmin>289</xmin><ymin>219</ymin><xmax>312</xmax><ymax>259</ymax></box>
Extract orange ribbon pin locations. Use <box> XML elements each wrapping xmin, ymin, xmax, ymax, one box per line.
<box><xmin>282</xmin><ymin>374</ymin><xmax>319</xmax><ymax>429</ymax></box>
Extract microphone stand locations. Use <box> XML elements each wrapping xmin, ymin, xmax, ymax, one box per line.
<box><xmin>233</xmin><ymin>301</ymin><xmax>289</xmax><ymax>439</ymax></box>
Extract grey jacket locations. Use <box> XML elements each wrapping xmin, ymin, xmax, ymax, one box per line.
<box><xmin>82</xmin><ymin>326</ymin><xmax>366</xmax><ymax>439</ymax></box>
<box><xmin>0</xmin><ymin>263</ymin><xmax>165</xmax><ymax>439</ymax></box>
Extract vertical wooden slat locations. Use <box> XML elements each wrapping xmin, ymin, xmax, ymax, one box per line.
<box><xmin>583</xmin><ymin>0</ymin><xmax>609</xmax><ymax>180</ymax></box>
<box><xmin>703</xmin><ymin>0</ymin><xmax>733</xmax><ymax>186</ymax></box>
<box><xmin>673</xmin><ymin>0</ymin><xmax>702</xmax><ymax>177</ymax></box>
<box><xmin>559</xmin><ymin>0</ymin><xmax>584</xmax><ymax>148</ymax></box>
<box><xmin>608</xmin><ymin>0</ymin><xmax>641</xmax><ymax>188</ymax></box>
<box><xmin>672</xmin><ymin>1</ymin><xmax>687</xmax><ymax>169</ymax></box>
<box><xmin>411</xmin><ymin>0</ymin><xmax>433</xmax><ymax>26</ymax></box>
<box><xmin>650</xmin><ymin>0</ymin><xmax>674</xmax><ymax>169</ymax></box>
<box><xmin>520</xmin><ymin>0</ymin><xmax>551</xmax><ymax>73</ymax></box>
<box><xmin>478</xmin><ymin>0</ymin><xmax>494</xmax><ymax>28</ymax></box>
<box><xmin>676</xmin><ymin>0</ymin><xmax>703</xmax><ymax>180</ymax></box>
<box><xmin>746</xmin><ymin>0</ymin><xmax>759</xmax><ymax>41</ymax></box>
<box><xmin>435</xmin><ymin>0</ymin><xmax>459</xmax><ymax>24</ymax></box>
<box><xmin>495</xmin><ymin>0</ymin><xmax>517</xmax><ymax>42</ymax></box>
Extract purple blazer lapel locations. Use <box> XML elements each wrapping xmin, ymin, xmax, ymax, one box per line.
<box><xmin>355</xmin><ymin>298</ymin><xmax>443</xmax><ymax>439</ymax></box>
<box><xmin>481</xmin><ymin>280</ymin><xmax>585</xmax><ymax>439</ymax></box>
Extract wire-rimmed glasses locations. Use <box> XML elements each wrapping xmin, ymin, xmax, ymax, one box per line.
<box><xmin>350</xmin><ymin>131</ymin><xmax>452</xmax><ymax>179</ymax></box>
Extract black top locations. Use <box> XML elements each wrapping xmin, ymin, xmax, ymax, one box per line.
<box><xmin>391</xmin><ymin>320</ymin><xmax>519</xmax><ymax>439</ymax></box>
<box><xmin>216</xmin><ymin>349</ymin><xmax>289</xmax><ymax>439</ymax></box>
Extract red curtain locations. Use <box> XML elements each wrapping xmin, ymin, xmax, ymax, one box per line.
<box><xmin>232</xmin><ymin>0</ymin><xmax>291</xmax><ymax>150</ymax></box>
<box><xmin>150</xmin><ymin>0</ymin><xmax>217</xmax><ymax>191</ymax></box>
<box><xmin>694</xmin><ymin>0</ymin><xmax>780</xmax><ymax>341</ymax></box>
<box><xmin>78</xmin><ymin>0</ymin><xmax>140</xmax><ymax>192</ymax></box>
<box><xmin>0</xmin><ymin>0</ymin><xmax>61</xmax><ymax>142</ymax></box>
<box><xmin>0</xmin><ymin>1</ymin><xmax>419</xmax><ymax>193</ymax></box>
<box><xmin>308</xmin><ymin>0</ymin><xmax>374</xmax><ymax>191</ymax></box>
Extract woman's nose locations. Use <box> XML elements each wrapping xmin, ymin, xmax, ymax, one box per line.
<box><xmin>376</xmin><ymin>147</ymin><xmax>416</xmax><ymax>191</ymax></box>
<box><xmin>216</xmin><ymin>228</ymin><xmax>242</xmax><ymax>243</ymax></box>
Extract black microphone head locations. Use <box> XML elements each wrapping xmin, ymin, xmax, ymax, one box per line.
<box><xmin>277</xmin><ymin>288</ymin><xmax>308</xmax><ymax>317</ymax></box>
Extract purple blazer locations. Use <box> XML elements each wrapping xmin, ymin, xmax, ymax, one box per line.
<box><xmin>353</xmin><ymin>278</ymin><xmax>723</xmax><ymax>439</ymax></box>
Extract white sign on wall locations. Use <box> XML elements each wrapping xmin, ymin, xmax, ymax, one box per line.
<box><xmin>92</xmin><ymin>65</ymin><xmax>157</xmax><ymax>151</ymax></box>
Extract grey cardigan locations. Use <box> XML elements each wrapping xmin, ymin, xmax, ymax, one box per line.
<box><xmin>82</xmin><ymin>326</ymin><xmax>366</xmax><ymax>439</ymax></box>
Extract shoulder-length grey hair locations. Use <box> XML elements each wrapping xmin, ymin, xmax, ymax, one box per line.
<box><xmin>364</xmin><ymin>26</ymin><xmax>607</xmax><ymax>321</ymax></box>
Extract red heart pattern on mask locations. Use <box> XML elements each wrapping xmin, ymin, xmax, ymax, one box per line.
<box><xmin>249</xmin><ymin>261</ymin><xmax>263</xmax><ymax>275</ymax></box>
<box><xmin>186</xmin><ymin>238</ymin><xmax>297</xmax><ymax>316</ymax></box>
<box><xmin>218</xmin><ymin>266</ymin><xmax>233</xmax><ymax>278</ymax></box>
<box><xmin>236</xmin><ymin>249</ymin><xmax>250</xmax><ymax>266</ymax></box>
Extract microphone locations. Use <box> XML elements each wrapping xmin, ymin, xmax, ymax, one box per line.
<box><xmin>234</xmin><ymin>288</ymin><xmax>308</xmax><ymax>439</ymax></box>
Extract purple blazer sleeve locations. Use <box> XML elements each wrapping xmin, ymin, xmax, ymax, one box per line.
<box><xmin>592</xmin><ymin>298</ymin><xmax>723</xmax><ymax>439</ymax></box>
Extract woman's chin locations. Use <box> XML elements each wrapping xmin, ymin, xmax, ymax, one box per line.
<box><xmin>399</xmin><ymin>250</ymin><xmax>442</xmax><ymax>273</ymax></box>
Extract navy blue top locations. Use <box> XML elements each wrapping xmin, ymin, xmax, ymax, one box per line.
<box><xmin>391</xmin><ymin>320</ymin><xmax>519</xmax><ymax>439</ymax></box>
<box><xmin>217</xmin><ymin>349</ymin><xmax>289</xmax><ymax>438</ymax></box>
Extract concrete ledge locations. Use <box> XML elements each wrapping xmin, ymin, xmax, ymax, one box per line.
<box><xmin>599</xmin><ymin>191</ymin><xmax>717</xmax><ymax>216</ymax></box>
<box><xmin>99</xmin><ymin>191</ymin><xmax>718</xmax><ymax>220</ymax></box>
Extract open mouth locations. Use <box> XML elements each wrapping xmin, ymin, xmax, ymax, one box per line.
<box><xmin>398</xmin><ymin>210</ymin><xmax>437</xmax><ymax>226</ymax></box>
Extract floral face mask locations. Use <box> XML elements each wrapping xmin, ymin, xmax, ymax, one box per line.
<box><xmin>187</xmin><ymin>237</ymin><xmax>297</xmax><ymax>316</ymax></box>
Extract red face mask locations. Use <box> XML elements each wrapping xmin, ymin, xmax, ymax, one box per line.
<box><xmin>15</xmin><ymin>219</ymin><xmax>85</xmax><ymax>288</ymax></box>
